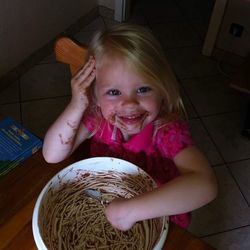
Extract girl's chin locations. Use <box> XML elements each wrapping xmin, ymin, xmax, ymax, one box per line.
<box><xmin>119</xmin><ymin>124</ymin><xmax>144</xmax><ymax>138</ymax></box>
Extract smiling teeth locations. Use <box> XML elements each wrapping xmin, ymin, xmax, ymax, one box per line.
<box><xmin>123</xmin><ymin>114</ymin><xmax>140</xmax><ymax>119</ymax></box>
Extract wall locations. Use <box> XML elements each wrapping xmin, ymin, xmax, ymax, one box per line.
<box><xmin>0</xmin><ymin>0</ymin><xmax>97</xmax><ymax>78</ymax></box>
<box><xmin>215</xmin><ymin>0</ymin><xmax>250</xmax><ymax>58</ymax></box>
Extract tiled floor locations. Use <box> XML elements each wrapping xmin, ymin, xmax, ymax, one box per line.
<box><xmin>1</xmin><ymin>1</ymin><xmax>250</xmax><ymax>249</ymax></box>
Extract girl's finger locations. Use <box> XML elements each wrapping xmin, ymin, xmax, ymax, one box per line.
<box><xmin>75</xmin><ymin>56</ymin><xmax>95</xmax><ymax>79</ymax></box>
<box><xmin>80</xmin><ymin>69</ymin><xmax>96</xmax><ymax>89</ymax></box>
<box><xmin>75</xmin><ymin>63</ymin><xmax>95</xmax><ymax>87</ymax></box>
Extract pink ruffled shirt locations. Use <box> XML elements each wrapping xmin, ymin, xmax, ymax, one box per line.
<box><xmin>83</xmin><ymin>115</ymin><xmax>193</xmax><ymax>228</ymax></box>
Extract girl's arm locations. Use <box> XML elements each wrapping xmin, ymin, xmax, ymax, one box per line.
<box><xmin>105</xmin><ymin>146</ymin><xmax>218</xmax><ymax>230</ymax></box>
<box><xmin>42</xmin><ymin>58</ymin><xmax>95</xmax><ymax>163</ymax></box>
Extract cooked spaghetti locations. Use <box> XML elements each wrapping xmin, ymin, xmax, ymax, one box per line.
<box><xmin>39</xmin><ymin>170</ymin><xmax>163</xmax><ymax>250</ymax></box>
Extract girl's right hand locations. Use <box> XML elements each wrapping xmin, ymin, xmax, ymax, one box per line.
<box><xmin>105</xmin><ymin>198</ymin><xmax>136</xmax><ymax>231</ymax></box>
<box><xmin>70</xmin><ymin>56</ymin><xmax>96</xmax><ymax>110</ymax></box>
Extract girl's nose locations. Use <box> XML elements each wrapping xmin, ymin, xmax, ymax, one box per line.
<box><xmin>120</xmin><ymin>94</ymin><xmax>139</xmax><ymax>107</ymax></box>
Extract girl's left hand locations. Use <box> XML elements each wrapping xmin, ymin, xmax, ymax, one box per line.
<box><xmin>105</xmin><ymin>198</ymin><xmax>136</xmax><ymax>231</ymax></box>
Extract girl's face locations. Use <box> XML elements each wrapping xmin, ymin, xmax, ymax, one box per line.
<box><xmin>95</xmin><ymin>58</ymin><xmax>162</xmax><ymax>140</ymax></box>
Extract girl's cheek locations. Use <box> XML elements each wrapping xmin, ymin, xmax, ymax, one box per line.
<box><xmin>106</xmin><ymin>111</ymin><xmax>116</xmax><ymax>125</ymax></box>
<box><xmin>92</xmin><ymin>85</ymin><xmax>100</xmax><ymax>106</ymax></box>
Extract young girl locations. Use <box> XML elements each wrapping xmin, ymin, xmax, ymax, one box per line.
<box><xmin>43</xmin><ymin>24</ymin><xmax>217</xmax><ymax>231</ymax></box>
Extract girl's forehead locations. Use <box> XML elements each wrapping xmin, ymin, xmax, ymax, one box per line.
<box><xmin>95</xmin><ymin>53</ymin><xmax>125</xmax><ymax>68</ymax></box>
<box><xmin>95</xmin><ymin>54</ymin><xmax>159</xmax><ymax>90</ymax></box>
<box><xmin>96</xmin><ymin>57</ymin><xmax>131</xmax><ymax>77</ymax></box>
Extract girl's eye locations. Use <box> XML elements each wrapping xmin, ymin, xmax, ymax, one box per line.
<box><xmin>107</xmin><ymin>89</ymin><xmax>121</xmax><ymax>96</ymax></box>
<box><xmin>137</xmin><ymin>87</ymin><xmax>152</xmax><ymax>94</ymax></box>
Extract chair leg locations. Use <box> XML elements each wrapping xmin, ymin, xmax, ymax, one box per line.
<box><xmin>241</xmin><ymin>101</ymin><xmax>250</xmax><ymax>139</ymax></box>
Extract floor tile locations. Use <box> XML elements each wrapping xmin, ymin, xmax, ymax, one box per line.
<box><xmin>203</xmin><ymin>226</ymin><xmax>250</xmax><ymax>250</ymax></box>
<box><xmin>180</xmin><ymin>88</ymin><xmax>198</xmax><ymax>119</ymax></box>
<box><xmin>202</xmin><ymin>112</ymin><xmax>250</xmax><ymax>162</ymax></box>
<box><xmin>0</xmin><ymin>81</ymin><xmax>19</xmax><ymax>104</ymax></box>
<box><xmin>165</xmin><ymin>46</ymin><xmax>220</xmax><ymax>79</ymax></box>
<box><xmin>151</xmin><ymin>21</ymin><xmax>202</xmax><ymax>49</ymax></box>
<box><xmin>0</xmin><ymin>103</ymin><xmax>21</xmax><ymax>122</ymax></box>
<box><xmin>181</xmin><ymin>75</ymin><xmax>248</xmax><ymax>116</ymax></box>
<box><xmin>20</xmin><ymin>63</ymin><xmax>71</xmax><ymax>101</ymax></box>
<box><xmin>21</xmin><ymin>97</ymin><xmax>70</xmax><ymax>138</ymax></box>
<box><xmin>189</xmin><ymin>119</ymin><xmax>224</xmax><ymax>166</ymax></box>
<box><xmin>229</xmin><ymin>159</ymin><xmax>250</xmax><ymax>205</ymax></box>
<box><xmin>188</xmin><ymin>165</ymin><xmax>250</xmax><ymax>237</ymax></box>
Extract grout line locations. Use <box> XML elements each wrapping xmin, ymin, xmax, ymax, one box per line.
<box><xmin>200</xmin><ymin>224</ymin><xmax>250</xmax><ymax>238</ymax></box>
<box><xmin>189</xmin><ymin>99</ymin><xmax>250</xmax><ymax>208</ymax></box>
<box><xmin>180</xmin><ymin>83</ymin><xmax>227</xmax><ymax>163</ymax></box>
<box><xmin>225</xmin><ymin>162</ymin><xmax>250</xmax><ymax>208</ymax></box>
<box><xmin>180</xmin><ymin>89</ymin><xmax>236</xmax><ymax>202</ymax></box>
<box><xmin>222</xmin><ymin>157</ymin><xmax>250</xmax><ymax>165</ymax></box>
<box><xmin>199</xmin><ymin>117</ymin><xmax>227</xmax><ymax>163</ymax></box>
<box><xmin>199</xmin><ymin>114</ymin><xmax>250</xmax><ymax>207</ymax></box>
<box><xmin>0</xmin><ymin>95</ymin><xmax>71</xmax><ymax>107</ymax></box>
<box><xmin>18</xmin><ymin>95</ymin><xmax>71</xmax><ymax>105</ymax></box>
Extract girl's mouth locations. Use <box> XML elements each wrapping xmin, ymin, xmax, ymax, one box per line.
<box><xmin>114</xmin><ymin>112</ymin><xmax>149</xmax><ymax>134</ymax></box>
<box><xmin>118</xmin><ymin>113</ymin><xmax>146</xmax><ymax>125</ymax></box>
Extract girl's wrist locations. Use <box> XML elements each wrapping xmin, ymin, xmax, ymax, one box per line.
<box><xmin>126</xmin><ymin>197</ymin><xmax>144</xmax><ymax>224</ymax></box>
<box><xmin>69</xmin><ymin>98</ymin><xmax>88</xmax><ymax>112</ymax></box>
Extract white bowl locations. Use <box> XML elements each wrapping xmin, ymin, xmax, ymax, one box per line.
<box><xmin>32</xmin><ymin>157</ymin><xmax>168</xmax><ymax>250</ymax></box>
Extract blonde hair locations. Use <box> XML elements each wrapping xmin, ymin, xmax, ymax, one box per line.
<box><xmin>88</xmin><ymin>23</ymin><xmax>185</xmax><ymax>122</ymax></box>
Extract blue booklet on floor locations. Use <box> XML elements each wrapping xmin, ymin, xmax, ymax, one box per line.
<box><xmin>0</xmin><ymin>117</ymin><xmax>43</xmax><ymax>177</ymax></box>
